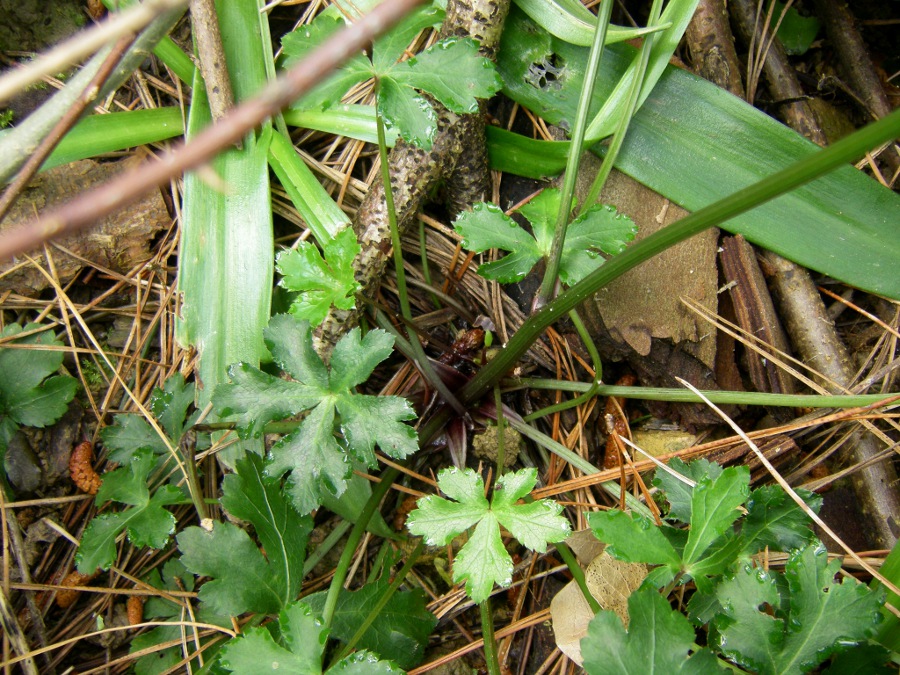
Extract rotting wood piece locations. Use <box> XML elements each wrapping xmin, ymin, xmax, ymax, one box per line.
<box><xmin>312</xmin><ymin>0</ymin><xmax>511</xmax><ymax>358</ymax></box>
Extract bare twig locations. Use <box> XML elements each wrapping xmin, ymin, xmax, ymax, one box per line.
<box><xmin>0</xmin><ymin>0</ymin><xmax>427</xmax><ymax>262</ymax></box>
<box><xmin>0</xmin><ymin>0</ymin><xmax>188</xmax><ymax>105</ymax></box>
<box><xmin>190</xmin><ymin>0</ymin><xmax>235</xmax><ymax>121</ymax></box>
<box><xmin>0</xmin><ymin>35</ymin><xmax>135</xmax><ymax>223</ymax></box>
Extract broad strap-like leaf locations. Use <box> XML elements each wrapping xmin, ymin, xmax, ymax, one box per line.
<box><xmin>277</xmin><ymin>227</ymin><xmax>361</xmax><ymax>325</ymax></box>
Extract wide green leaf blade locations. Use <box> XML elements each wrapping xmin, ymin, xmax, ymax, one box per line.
<box><xmin>452</xmin><ymin>513</ymin><xmax>510</xmax><ymax>604</ymax></box>
<box><xmin>682</xmin><ymin>467</ymin><xmax>749</xmax><ymax>566</ymax></box>
<box><xmin>377</xmin><ymin>79</ymin><xmax>437</xmax><ymax>149</ymax></box>
<box><xmin>178</xmin><ymin>521</ymin><xmax>285</xmax><ymax>616</ymax></box>
<box><xmin>219</xmin><ymin>627</ymin><xmax>313</xmax><ymax>674</ymax></box>
<box><xmin>494</xmin><ymin>9</ymin><xmax>900</xmax><ymax>298</ymax></box>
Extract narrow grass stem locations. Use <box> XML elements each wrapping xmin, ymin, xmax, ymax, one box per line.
<box><xmin>535</xmin><ymin>0</ymin><xmax>613</xmax><ymax>309</ymax></box>
<box><xmin>493</xmin><ymin>385</ymin><xmax>506</xmax><ymax>473</ymax></box>
<box><xmin>420</xmin><ymin>107</ymin><xmax>900</xmax><ymax>444</ymax></box>
<box><xmin>480</xmin><ymin>596</ymin><xmax>502</xmax><ymax>675</ymax></box>
<box><xmin>512</xmin><ymin>378</ymin><xmax>900</xmax><ymax>409</ymax></box>
<box><xmin>554</xmin><ymin>541</ymin><xmax>601</xmax><ymax>613</ymax></box>
<box><xmin>582</xmin><ymin>0</ymin><xmax>664</xmax><ymax>210</ymax></box>
<box><xmin>321</xmin><ymin>466</ymin><xmax>399</xmax><ymax>630</ymax></box>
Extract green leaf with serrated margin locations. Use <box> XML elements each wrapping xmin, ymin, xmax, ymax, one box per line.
<box><xmin>277</xmin><ymin>227</ymin><xmax>361</xmax><ymax>325</ymax></box>
<box><xmin>391</xmin><ymin>37</ymin><xmax>502</xmax><ymax>114</ymax></box>
<box><xmin>653</xmin><ymin>458</ymin><xmax>723</xmax><ymax>523</ymax></box>
<box><xmin>407</xmin><ymin>467</ymin><xmax>569</xmax><ymax>603</ymax></box>
<box><xmin>303</xmin><ymin>557</ymin><xmax>436</xmax><ymax>669</ymax></box>
<box><xmin>682</xmin><ymin>466</ymin><xmax>749</xmax><ymax>567</ymax></box>
<box><xmin>76</xmin><ymin>450</ymin><xmax>181</xmax><ymax>572</ymax></box>
<box><xmin>100</xmin><ymin>414</ymin><xmax>168</xmax><ymax>464</ymax></box>
<box><xmin>221</xmin><ymin>453</ymin><xmax>312</xmax><ymax>608</ymax></box>
<box><xmin>378</xmin><ymin>79</ymin><xmax>437</xmax><ymax>149</ymax></box>
<box><xmin>741</xmin><ymin>485</ymin><xmax>821</xmax><ymax>554</ymax></box>
<box><xmin>560</xmin><ymin>204</ymin><xmax>636</xmax><ymax>285</ymax></box>
<box><xmin>150</xmin><ymin>373</ymin><xmax>195</xmax><ymax>442</ymax></box>
<box><xmin>372</xmin><ymin>4</ymin><xmax>444</xmax><ymax>71</ymax></box>
<box><xmin>588</xmin><ymin>510</ymin><xmax>681</xmax><ymax>568</ymax></box>
<box><xmin>453</xmin><ymin>203</ymin><xmax>542</xmax><ymax>283</ymax></box>
<box><xmin>581</xmin><ymin>586</ymin><xmax>714</xmax><ymax>674</ymax></box>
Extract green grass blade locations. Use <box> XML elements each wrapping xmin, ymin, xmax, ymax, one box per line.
<box><xmin>283</xmin><ymin>105</ymin><xmax>399</xmax><ymax>145</ymax></box>
<box><xmin>37</xmin><ymin>108</ymin><xmax>185</xmax><ymax>171</ymax></box>
<box><xmin>176</xmin><ymin>0</ymin><xmax>275</xmax><ymax>468</ymax></box>
<box><xmin>513</xmin><ymin>0</ymin><xmax>669</xmax><ymax>47</ymax></box>
<box><xmin>267</xmin><ymin>130</ymin><xmax>349</xmax><ymax>242</ymax></box>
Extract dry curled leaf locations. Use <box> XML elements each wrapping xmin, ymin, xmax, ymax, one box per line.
<box><xmin>126</xmin><ymin>595</ymin><xmax>144</xmax><ymax>625</ymax></box>
<box><xmin>550</xmin><ymin>536</ymin><xmax>647</xmax><ymax>665</ymax></box>
<box><xmin>69</xmin><ymin>441</ymin><xmax>101</xmax><ymax>495</ymax></box>
<box><xmin>56</xmin><ymin>569</ymin><xmax>99</xmax><ymax>608</ymax></box>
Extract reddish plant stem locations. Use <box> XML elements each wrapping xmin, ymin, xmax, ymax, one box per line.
<box><xmin>0</xmin><ymin>0</ymin><xmax>426</xmax><ymax>262</ymax></box>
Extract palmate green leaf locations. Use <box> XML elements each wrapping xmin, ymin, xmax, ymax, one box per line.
<box><xmin>76</xmin><ymin>450</ymin><xmax>181</xmax><ymax>573</ymax></box>
<box><xmin>588</xmin><ymin>510</ymin><xmax>681</xmax><ymax>568</ymax></box>
<box><xmin>277</xmin><ymin>227</ymin><xmax>361</xmax><ymax>324</ymax></box>
<box><xmin>378</xmin><ymin>79</ymin><xmax>437</xmax><ymax>148</ymax></box>
<box><xmin>454</xmin><ymin>189</ymin><xmax>635</xmax><ymax>284</ymax></box>
<box><xmin>581</xmin><ymin>586</ymin><xmax>718</xmax><ymax>674</ymax></box>
<box><xmin>213</xmin><ymin>315</ymin><xmax>417</xmax><ymax>514</ymax></box>
<box><xmin>150</xmin><ymin>373</ymin><xmax>195</xmax><ymax>442</ymax></box>
<box><xmin>303</xmin><ymin>556</ymin><xmax>436</xmax><ymax>668</ymax></box>
<box><xmin>0</xmin><ymin>323</ymin><xmax>78</xmax><ymax>429</ymax></box>
<box><xmin>219</xmin><ymin>601</ymin><xmax>402</xmax><ymax>675</ymax></box>
<box><xmin>712</xmin><ymin>545</ymin><xmax>883</xmax><ymax>674</ymax></box>
<box><xmin>391</xmin><ymin>38</ymin><xmax>503</xmax><ymax>114</ymax></box>
<box><xmin>407</xmin><ymin>467</ymin><xmax>570</xmax><ymax>603</ymax></box>
<box><xmin>100</xmin><ymin>415</ymin><xmax>165</xmax><ymax>465</ymax></box>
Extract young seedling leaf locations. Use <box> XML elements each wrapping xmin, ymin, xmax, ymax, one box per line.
<box><xmin>713</xmin><ymin>545</ymin><xmax>883</xmax><ymax>674</ymax></box>
<box><xmin>454</xmin><ymin>189</ymin><xmax>636</xmax><ymax>284</ymax></box>
<box><xmin>218</xmin><ymin>601</ymin><xmax>403</xmax><ymax>674</ymax></box>
<box><xmin>277</xmin><ymin>227</ymin><xmax>361</xmax><ymax>324</ymax></box>
<box><xmin>581</xmin><ymin>586</ymin><xmax>716</xmax><ymax>674</ymax></box>
<box><xmin>212</xmin><ymin>315</ymin><xmax>417</xmax><ymax>513</ymax></box>
<box><xmin>0</xmin><ymin>323</ymin><xmax>78</xmax><ymax>433</ymax></box>
<box><xmin>303</xmin><ymin>553</ymin><xmax>436</xmax><ymax>668</ymax></box>
<box><xmin>407</xmin><ymin>467</ymin><xmax>570</xmax><ymax>603</ymax></box>
<box><xmin>178</xmin><ymin>453</ymin><xmax>312</xmax><ymax>616</ymax></box>
<box><xmin>76</xmin><ymin>450</ymin><xmax>182</xmax><ymax>573</ymax></box>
